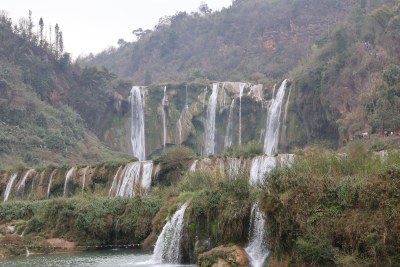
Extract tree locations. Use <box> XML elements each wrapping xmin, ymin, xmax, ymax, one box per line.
<box><xmin>28</xmin><ymin>10</ymin><xmax>33</xmax><ymax>40</ymax></box>
<box><xmin>199</xmin><ymin>2</ymin><xmax>212</xmax><ymax>16</ymax></box>
<box><xmin>59</xmin><ymin>31</ymin><xmax>64</xmax><ymax>55</ymax></box>
<box><xmin>55</xmin><ymin>23</ymin><xmax>60</xmax><ymax>58</ymax></box>
<box><xmin>39</xmin><ymin>17</ymin><xmax>44</xmax><ymax>46</ymax></box>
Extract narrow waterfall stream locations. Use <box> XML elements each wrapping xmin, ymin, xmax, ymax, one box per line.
<box><xmin>152</xmin><ymin>201</ymin><xmax>190</xmax><ymax>264</ymax></box>
<box><xmin>224</xmin><ymin>99</ymin><xmax>235</xmax><ymax>148</ymax></box>
<box><xmin>263</xmin><ymin>79</ymin><xmax>288</xmax><ymax>155</ymax></box>
<box><xmin>130</xmin><ymin>86</ymin><xmax>146</xmax><ymax>161</ymax></box>
<box><xmin>245</xmin><ymin>203</ymin><xmax>269</xmax><ymax>267</ymax></box>
<box><xmin>3</xmin><ymin>173</ymin><xmax>18</xmax><ymax>202</ymax></box>
<box><xmin>63</xmin><ymin>167</ymin><xmax>75</xmax><ymax>197</ymax></box>
<box><xmin>204</xmin><ymin>83</ymin><xmax>219</xmax><ymax>156</ymax></box>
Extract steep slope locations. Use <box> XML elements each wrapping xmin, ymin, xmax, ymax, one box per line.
<box><xmin>284</xmin><ymin>1</ymin><xmax>400</xmax><ymax>148</ymax></box>
<box><xmin>0</xmin><ymin>12</ymin><xmax>133</xmax><ymax>168</ymax></box>
<box><xmin>84</xmin><ymin>0</ymin><xmax>361</xmax><ymax>84</ymax></box>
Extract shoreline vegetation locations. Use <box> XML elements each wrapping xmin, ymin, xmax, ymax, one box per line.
<box><xmin>1</xmin><ymin>143</ymin><xmax>399</xmax><ymax>266</ymax></box>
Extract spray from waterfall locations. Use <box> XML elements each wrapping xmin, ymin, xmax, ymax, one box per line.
<box><xmin>130</xmin><ymin>86</ymin><xmax>146</xmax><ymax>161</ymax></box>
<box><xmin>204</xmin><ymin>83</ymin><xmax>219</xmax><ymax>156</ymax></box>
<box><xmin>245</xmin><ymin>203</ymin><xmax>269</xmax><ymax>267</ymax></box>
<box><xmin>263</xmin><ymin>79</ymin><xmax>288</xmax><ymax>156</ymax></box>
<box><xmin>152</xmin><ymin>201</ymin><xmax>190</xmax><ymax>264</ymax></box>
<box><xmin>161</xmin><ymin>86</ymin><xmax>167</xmax><ymax>151</ymax></box>
<box><xmin>3</xmin><ymin>173</ymin><xmax>18</xmax><ymax>202</ymax></box>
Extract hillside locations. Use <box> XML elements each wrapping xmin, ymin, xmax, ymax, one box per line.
<box><xmin>82</xmin><ymin>0</ymin><xmax>400</xmax><ymax>153</ymax></box>
<box><xmin>84</xmin><ymin>0</ymin><xmax>367</xmax><ymax>84</ymax></box>
<box><xmin>0</xmin><ymin>12</ymin><xmax>134</xmax><ymax>168</ymax></box>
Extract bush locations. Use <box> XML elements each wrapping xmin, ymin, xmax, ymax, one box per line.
<box><xmin>223</xmin><ymin>141</ymin><xmax>263</xmax><ymax>158</ymax></box>
<box><xmin>295</xmin><ymin>237</ymin><xmax>339</xmax><ymax>265</ymax></box>
<box><xmin>153</xmin><ymin>146</ymin><xmax>196</xmax><ymax>185</ymax></box>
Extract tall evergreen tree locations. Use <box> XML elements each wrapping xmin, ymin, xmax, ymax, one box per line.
<box><xmin>59</xmin><ymin>31</ymin><xmax>64</xmax><ymax>55</ymax></box>
<box><xmin>39</xmin><ymin>17</ymin><xmax>44</xmax><ymax>47</ymax></box>
<box><xmin>55</xmin><ymin>23</ymin><xmax>59</xmax><ymax>58</ymax></box>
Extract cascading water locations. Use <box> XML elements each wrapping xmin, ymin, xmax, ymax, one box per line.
<box><xmin>177</xmin><ymin>105</ymin><xmax>188</xmax><ymax>145</ymax></box>
<box><xmin>116</xmin><ymin>162</ymin><xmax>141</xmax><ymax>197</ymax></box>
<box><xmin>47</xmin><ymin>169</ymin><xmax>57</xmax><ymax>198</ymax></box>
<box><xmin>63</xmin><ymin>167</ymin><xmax>75</xmax><ymax>197</ymax></box>
<box><xmin>263</xmin><ymin>79</ymin><xmax>288</xmax><ymax>156</ymax></box>
<box><xmin>16</xmin><ymin>169</ymin><xmax>35</xmax><ymax>193</ymax></box>
<box><xmin>3</xmin><ymin>173</ymin><xmax>18</xmax><ymax>202</ymax></box>
<box><xmin>249</xmin><ymin>156</ymin><xmax>276</xmax><ymax>185</ymax></box>
<box><xmin>81</xmin><ymin>167</ymin><xmax>88</xmax><ymax>193</ymax></box>
<box><xmin>109</xmin><ymin>166</ymin><xmax>122</xmax><ymax>197</ymax></box>
<box><xmin>227</xmin><ymin>158</ymin><xmax>243</xmax><ymax>177</ymax></box>
<box><xmin>130</xmin><ymin>86</ymin><xmax>146</xmax><ymax>161</ymax></box>
<box><xmin>204</xmin><ymin>83</ymin><xmax>219</xmax><ymax>156</ymax></box>
<box><xmin>113</xmin><ymin>161</ymin><xmax>153</xmax><ymax>197</ymax></box>
<box><xmin>224</xmin><ymin>99</ymin><xmax>235</xmax><ymax>148</ymax></box>
<box><xmin>161</xmin><ymin>86</ymin><xmax>167</xmax><ymax>150</ymax></box>
<box><xmin>141</xmin><ymin>161</ymin><xmax>153</xmax><ymax>194</ymax></box>
<box><xmin>190</xmin><ymin>160</ymin><xmax>198</xmax><ymax>172</ymax></box>
<box><xmin>152</xmin><ymin>201</ymin><xmax>190</xmax><ymax>264</ymax></box>
<box><xmin>245</xmin><ymin>203</ymin><xmax>269</xmax><ymax>267</ymax></box>
<box><xmin>239</xmin><ymin>83</ymin><xmax>245</xmax><ymax>145</ymax></box>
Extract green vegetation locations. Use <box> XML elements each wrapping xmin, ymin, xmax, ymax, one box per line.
<box><xmin>0</xmin><ymin>196</ymin><xmax>161</xmax><ymax>251</ymax></box>
<box><xmin>85</xmin><ymin>0</ymin><xmax>358</xmax><ymax>85</ymax></box>
<box><xmin>261</xmin><ymin>144</ymin><xmax>400</xmax><ymax>265</ymax></box>
<box><xmin>223</xmin><ymin>141</ymin><xmax>263</xmax><ymax>158</ymax></box>
<box><xmin>153</xmin><ymin>146</ymin><xmax>196</xmax><ymax>185</ymax></box>
<box><xmin>0</xmin><ymin>11</ymin><xmax>133</xmax><ymax>168</ymax></box>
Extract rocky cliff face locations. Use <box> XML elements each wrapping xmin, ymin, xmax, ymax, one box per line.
<box><xmin>104</xmin><ymin>81</ymin><xmax>293</xmax><ymax>158</ymax></box>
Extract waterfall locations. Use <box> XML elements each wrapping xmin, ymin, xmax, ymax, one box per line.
<box><xmin>130</xmin><ymin>86</ymin><xmax>146</xmax><ymax>161</ymax></box>
<box><xmin>177</xmin><ymin>105</ymin><xmax>188</xmax><ymax>145</ymax></box>
<box><xmin>161</xmin><ymin>86</ymin><xmax>167</xmax><ymax>150</ymax></box>
<box><xmin>3</xmin><ymin>173</ymin><xmax>18</xmax><ymax>202</ymax></box>
<box><xmin>63</xmin><ymin>167</ymin><xmax>75</xmax><ymax>197</ymax></box>
<box><xmin>116</xmin><ymin>162</ymin><xmax>141</xmax><ymax>197</ymax></box>
<box><xmin>17</xmin><ymin>169</ymin><xmax>35</xmax><ymax>193</ymax></box>
<box><xmin>245</xmin><ymin>203</ymin><xmax>269</xmax><ymax>267</ymax></box>
<box><xmin>282</xmin><ymin>85</ymin><xmax>292</xmax><ymax>146</ymax></box>
<box><xmin>224</xmin><ymin>99</ymin><xmax>235</xmax><ymax>148</ymax></box>
<box><xmin>239</xmin><ymin>83</ymin><xmax>245</xmax><ymax>145</ymax></box>
<box><xmin>204</xmin><ymin>83</ymin><xmax>219</xmax><ymax>156</ymax></box>
<box><xmin>249</xmin><ymin>156</ymin><xmax>276</xmax><ymax>185</ymax></box>
<box><xmin>152</xmin><ymin>201</ymin><xmax>190</xmax><ymax>264</ymax></box>
<box><xmin>25</xmin><ymin>247</ymin><xmax>30</xmax><ymax>257</ymax></box>
<box><xmin>47</xmin><ymin>169</ymin><xmax>57</xmax><ymax>198</ymax></box>
<box><xmin>81</xmin><ymin>167</ymin><xmax>88</xmax><ymax>193</ymax></box>
<box><xmin>141</xmin><ymin>161</ymin><xmax>153</xmax><ymax>194</ymax></box>
<box><xmin>227</xmin><ymin>158</ymin><xmax>243</xmax><ymax>177</ymax></box>
<box><xmin>109</xmin><ymin>166</ymin><xmax>123</xmax><ymax>197</ymax></box>
<box><xmin>114</xmin><ymin>161</ymin><xmax>153</xmax><ymax>197</ymax></box>
<box><xmin>190</xmin><ymin>160</ymin><xmax>198</xmax><ymax>172</ymax></box>
<box><xmin>263</xmin><ymin>79</ymin><xmax>288</xmax><ymax>156</ymax></box>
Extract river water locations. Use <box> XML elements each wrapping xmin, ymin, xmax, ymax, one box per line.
<box><xmin>0</xmin><ymin>249</ymin><xmax>195</xmax><ymax>267</ymax></box>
